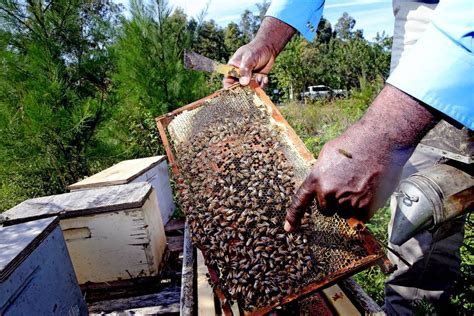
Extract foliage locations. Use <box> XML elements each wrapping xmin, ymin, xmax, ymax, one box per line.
<box><xmin>0</xmin><ymin>0</ymin><xmax>120</xmax><ymax>208</ymax></box>
<box><xmin>104</xmin><ymin>0</ymin><xmax>211</xmax><ymax>159</ymax></box>
<box><xmin>273</xmin><ymin>14</ymin><xmax>391</xmax><ymax>101</ymax></box>
<box><xmin>450</xmin><ymin>214</ymin><xmax>474</xmax><ymax>313</ymax></box>
<box><xmin>1</xmin><ymin>2</ymin><xmax>470</xmax><ymax>313</ymax></box>
<box><xmin>353</xmin><ymin>206</ymin><xmax>391</xmax><ymax>305</ymax></box>
<box><xmin>280</xmin><ymin>76</ymin><xmax>384</xmax><ymax>156</ymax></box>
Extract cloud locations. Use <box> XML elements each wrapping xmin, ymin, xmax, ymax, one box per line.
<box><xmin>325</xmin><ymin>0</ymin><xmax>387</xmax><ymax>9</ymax></box>
<box><xmin>115</xmin><ymin>1</ymin><xmax>394</xmax><ymax>40</ymax></box>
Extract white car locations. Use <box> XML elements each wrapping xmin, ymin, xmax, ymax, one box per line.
<box><xmin>302</xmin><ymin>85</ymin><xmax>347</xmax><ymax>100</ymax></box>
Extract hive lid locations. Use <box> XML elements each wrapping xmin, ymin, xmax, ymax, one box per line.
<box><xmin>0</xmin><ymin>217</ymin><xmax>59</xmax><ymax>282</ymax></box>
<box><xmin>68</xmin><ymin>156</ymin><xmax>166</xmax><ymax>190</ymax></box>
<box><xmin>3</xmin><ymin>182</ymin><xmax>153</xmax><ymax>225</ymax></box>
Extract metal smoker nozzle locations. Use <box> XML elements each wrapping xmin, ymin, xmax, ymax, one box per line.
<box><xmin>390</xmin><ymin>163</ymin><xmax>474</xmax><ymax>246</ymax></box>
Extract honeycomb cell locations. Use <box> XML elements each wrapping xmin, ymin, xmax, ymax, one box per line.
<box><xmin>167</xmin><ymin>86</ymin><xmax>371</xmax><ymax>310</ymax></box>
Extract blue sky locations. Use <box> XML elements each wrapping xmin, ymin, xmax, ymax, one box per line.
<box><xmin>117</xmin><ymin>1</ymin><xmax>394</xmax><ymax>41</ymax></box>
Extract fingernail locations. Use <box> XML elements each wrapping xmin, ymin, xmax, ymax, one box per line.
<box><xmin>239</xmin><ymin>76</ymin><xmax>250</xmax><ymax>85</ymax></box>
<box><xmin>284</xmin><ymin>221</ymin><xmax>292</xmax><ymax>232</ymax></box>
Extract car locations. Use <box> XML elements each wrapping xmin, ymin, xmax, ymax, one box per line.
<box><xmin>302</xmin><ymin>85</ymin><xmax>347</xmax><ymax>100</ymax></box>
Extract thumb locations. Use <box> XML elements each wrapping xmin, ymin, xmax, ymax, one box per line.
<box><xmin>238</xmin><ymin>53</ymin><xmax>256</xmax><ymax>86</ymax></box>
<box><xmin>285</xmin><ymin>175</ymin><xmax>318</xmax><ymax>232</ymax></box>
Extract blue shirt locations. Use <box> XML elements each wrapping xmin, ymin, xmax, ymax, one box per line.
<box><xmin>266</xmin><ymin>0</ymin><xmax>474</xmax><ymax>130</ymax></box>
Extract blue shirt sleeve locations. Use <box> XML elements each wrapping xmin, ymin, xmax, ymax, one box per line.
<box><xmin>266</xmin><ymin>0</ymin><xmax>325</xmax><ymax>42</ymax></box>
<box><xmin>387</xmin><ymin>0</ymin><xmax>474</xmax><ymax>130</ymax></box>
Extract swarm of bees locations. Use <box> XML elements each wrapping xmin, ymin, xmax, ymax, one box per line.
<box><xmin>171</xmin><ymin>87</ymin><xmax>369</xmax><ymax>310</ymax></box>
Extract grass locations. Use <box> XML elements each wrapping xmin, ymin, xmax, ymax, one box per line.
<box><xmin>280</xmin><ymin>79</ymin><xmax>473</xmax><ymax>313</ymax></box>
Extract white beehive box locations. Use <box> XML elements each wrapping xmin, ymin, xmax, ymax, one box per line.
<box><xmin>2</xmin><ymin>183</ymin><xmax>166</xmax><ymax>285</ymax></box>
<box><xmin>0</xmin><ymin>217</ymin><xmax>87</xmax><ymax>315</ymax></box>
<box><xmin>68</xmin><ymin>156</ymin><xmax>175</xmax><ymax>225</ymax></box>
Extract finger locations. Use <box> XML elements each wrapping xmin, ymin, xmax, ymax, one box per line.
<box><xmin>285</xmin><ymin>176</ymin><xmax>317</xmax><ymax>232</ymax></box>
<box><xmin>334</xmin><ymin>200</ymin><xmax>353</xmax><ymax>219</ymax></box>
<box><xmin>238</xmin><ymin>53</ymin><xmax>256</xmax><ymax>86</ymax></box>
<box><xmin>316</xmin><ymin>192</ymin><xmax>336</xmax><ymax>217</ymax></box>
<box><xmin>223</xmin><ymin>76</ymin><xmax>238</xmax><ymax>88</ymax></box>
<box><xmin>255</xmin><ymin>74</ymin><xmax>268</xmax><ymax>88</ymax></box>
<box><xmin>225</xmin><ymin>53</ymin><xmax>242</xmax><ymax>88</ymax></box>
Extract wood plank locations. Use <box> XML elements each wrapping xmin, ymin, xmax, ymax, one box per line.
<box><xmin>68</xmin><ymin>156</ymin><xmax>166</xmax><ymax>190</ymax></box>
<box><xmin>88</xmin><ymin>285</ymin><xmax>180</xmax><ymax>315</ymax></box>
<box><xmin>340</xmin><ymin>278</ymin><xmax>383</xmax><ymax>314</ymax></box>
<box><xmin>180</xmin><ymin>225</ymin><xmax>194</xmax><ymax>316</ymax></box>
<box><xmin>165</xmin><ymin>219</ymin><xmax>185</xmax><ymax>233</ymax></box>
<box><xmin>322</xmin><ymin>284</ymin><xmax>361</xmax><ymax>316</ymax></box>
<box><xmin>197</xmin><ymin>249</ymin><xmax>215</xmax><ymax>316</ymax></box>
<box><xmin>3</xmin><ymin>183</ymin><xmax>152</xmax><ymax>224</ymax></box>
<box><xmin>167</xmin><ymin>236</ymin><xmax>184</xmax><ymax>253</ymax></box>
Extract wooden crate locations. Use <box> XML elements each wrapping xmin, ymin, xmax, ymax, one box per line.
<box><xmin>0</xmin><ymin>217</ymin><xmax>87</xmax><ymax>315</ymax></box>
<box><xmin>68</xmin><ymin>156</ymin><xmax>175</xmax><ymax>225</ymax></box>
<box><xmin>2</xmin><ymin>183</ymin><xmax>166</xmax><ymax>285</ymax></box>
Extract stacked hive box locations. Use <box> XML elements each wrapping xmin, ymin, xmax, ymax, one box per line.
<box><xmin>68</xmin><ymin>156</ymin><xmax>175</xmax><ymax>225</ymax></box>
<box><xmin>3</xmin><ymin>182</ymin><xmax>166</xmax><ymax>285</ymax></box>
<box><xmin>0</xmin><ymin>217</ymin><xmax>87</xmax><ymax>315</ymax></box>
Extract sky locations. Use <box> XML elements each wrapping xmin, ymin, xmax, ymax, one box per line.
<box><xmin>116</xmin><ymin>0</ymin><xmax>395</xmax><ymax>41</ymax></box>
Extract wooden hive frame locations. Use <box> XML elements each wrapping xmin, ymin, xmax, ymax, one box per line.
<box><xmin>156</xmin><ymin>81</ymin><xmax>387</xmax><ymax>315</ymax></box>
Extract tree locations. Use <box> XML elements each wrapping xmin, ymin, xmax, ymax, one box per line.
<box><xmin>108</xmin><ymin>0</ymin><xmax>210</xmax><ymax>158</ymax></box>
<box><xmin>335</xmin><ymin>12</ymin><xmax>356</xmax><ymax>40</ymax></box>
<box><xmin>0</xmin><ymin>0</ymin><xmax>120</xmax><ymax>209</ymax></box>
<box><xmin>256</xmin><ymin>0</ymin><xmax>271</xmax><ymax>22</ymax></box>
<box><xmin>240</xmin><ymin>9</ymin><xmax>257</xmax><ymax>42</ymax></box>
<box><xmin>193</xmin><ymin>19</ymin><xmax>227</xmax><ymax>62</ymax></box>
<box><xmin>316</xmin><ymin>17</ymin><xmax>333</xmax><ymax>44</ymax></box>
<box><xmin>272</xmin><ymin>36</ymin><xmax>309</xmax><ymax>100</ymax></box>
<box><xmin>224</xmin><ymin>22</ymin><xmax>245</xmax><ymax>58</ymax></box>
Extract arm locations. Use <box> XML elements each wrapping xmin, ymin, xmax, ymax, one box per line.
<box><xmin>285</xmin><ymin>0</ymin><xmax>473</xmax><ymax>230</ymax></box>
<box><xmin>224</xmin><ymin>0</ymin><xmax>325</xmax><ymax>88</ymax></box>
<box><xmin>285</xmin><ymin>84</ymin><xmax>438</xmax><ymax>231</ymax></box>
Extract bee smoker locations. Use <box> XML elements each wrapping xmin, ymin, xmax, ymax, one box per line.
<box><xmin>390</xmin><ymin>121</ymin><xmax>474</xmax><ymax>246</ymax></box>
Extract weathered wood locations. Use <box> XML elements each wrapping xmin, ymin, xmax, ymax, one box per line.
<box><xmin>3</xmin><ymin>183</ymin><xmax>152</xmax><ymax>224</ymax></box>
<box><xmin>197</xmin><ymin>249</ymin><xmax>215</xmax><ymax>316</ymax></box>
<box><xmin>88</xmin><ymin>285</ymin><xmax>180</xmax><ymax>315</ymax></box>
<box><xmin>180</xmin><ymin>223</ymin><xmax>194</xmax><ymax>316</ymax></box>
<box><xmin>0</xmin><ymin>217</ymin><xmax>88</xmax><ymax>316</ymax></box>
<box><xmin>4</xmin><ymin>183</ymin><xmax>166</xmax><ymax>286</ymax></box>
<box><xmin>67</xmin><ymin>157</ymin><xmax>176</xmax><ymax>226</ymax></box>
<box><xmin>167</xmin><ymin>235</ymin><xmax>184</xmax><ymax>253</ymax></box>
<box><xmin>322</xmin><ymin>284</ymin><xmax>361</xmax><ymax>315</ymax></box>
<box><xmin>165</xmin><ymin>219</ymin><xmax>185</xmax><ymax>233</ymax></box>
<box><xmin>59</xmin><ymin>192</ymin><xmax>166</xmax><ymax>284</ymax></box>
<box><xmin>68</xmin><ymin>156</ymin><xmax>166</xmax><ymax>190</ymax></box>
<box><xmin>340</xmin><ymin>278</ymin><xmax>384</xmax><ymax>315</ymax></box>
<box><xmin>0</xmin><ymin>217</ymin><xmax>58</xmax><ymax>281</ymax></box>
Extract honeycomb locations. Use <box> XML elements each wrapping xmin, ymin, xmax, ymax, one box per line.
<box><xmin>166</xmin><ymin>86</ymin><xmax>372</xmax><ymax>310</ymax></box>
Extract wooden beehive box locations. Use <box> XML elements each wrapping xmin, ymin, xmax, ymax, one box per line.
<box><xmin>68</xmin><ymin>156</ymin><xmax>175</xmax><ymax>225</ymax></box>
<box><xmin>0</xmin><ymin>217</ymin><xmax>87</xmax><ymax>315</ymax></box>
<box><xmin>2</xmin><ymin>182</ymin><xmax>166</xmax><ymax>285</ymax></box>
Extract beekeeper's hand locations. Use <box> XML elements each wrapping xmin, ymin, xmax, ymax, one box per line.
<box><xmin>284</xmin><ymin>84</ymin><xmax>437</xmax><ymax>232</ymax></box>
<box><xmin>223</xmin><ymin>17</ymin><xmax>295</xmax><ymax>89</ymax></box>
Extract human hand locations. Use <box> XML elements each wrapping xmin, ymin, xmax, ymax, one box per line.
<box><xmin>284</xmin><ymin>85</ymin><xmax>437</xmax><ymax>232</ymax></box>
<box><xmin>223</xmin><ymin>41</ymin><xmax>274</xmax><ymax>88</ymax></box>
<box><xmin>223</xmin><ymin>17</ymin><xmax>296</xmax><ymax>89</ymax></box>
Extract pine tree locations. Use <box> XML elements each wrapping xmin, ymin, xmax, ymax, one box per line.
<box><xmin>0</xmin><ymin>0</ymin><xmax>120</xmax><ymax>209</ymax></box>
